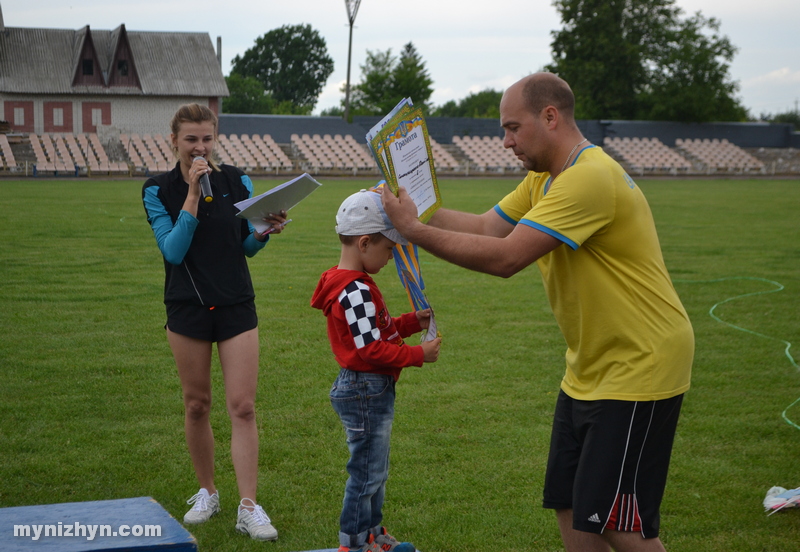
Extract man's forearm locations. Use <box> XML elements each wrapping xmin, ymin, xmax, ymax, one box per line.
<box><xmin>428</xmin><ymin>208</ymin><xmax>484</xmax><ymax>234</ymax></box>
<box><xmin>402</xmin><ymin>221</ymin><xmax>520</xmax><ymax>278</ymax></box>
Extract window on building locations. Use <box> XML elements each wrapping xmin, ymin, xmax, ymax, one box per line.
<box><xmin>83</xmin><ymin>59</ymin><xmax>94</xmax><ymax>76</ymax></box>
<box><xmin>117</xmin><ymin>60</ymin><xmax>129</xmax><ymax>76</ymax></box>
<box><xmin>53</xmin><ymin>108</ymin><xmax>64</xmax><ymax>127</ymax></box>
<box><xmin>14</xmin><ymin>107</ymin><xmax>24</xmax><ymax>126</ymax></box>
<box><xmin>92</xmin><ymin>109</ymin><xmax>103</xmax><ymax>128</ymax></box>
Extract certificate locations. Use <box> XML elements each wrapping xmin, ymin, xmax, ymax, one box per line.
<box><xmin>366</xmin><ymin>97</ymin><xmax>413</xmax><ymax>170</ymax></box>
<box><xmin>368</xmin><ymin>104</ymin><xmax>441</xmax><ymax>222</ymax></box>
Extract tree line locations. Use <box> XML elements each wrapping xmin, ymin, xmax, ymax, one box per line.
<box><xmin>223</xmin><ymin>1</ymin><xmax>793</xmax><ymax>124</ymax></box>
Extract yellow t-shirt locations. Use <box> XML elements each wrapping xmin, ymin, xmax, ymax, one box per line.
<box><xmin>496</xmin><ymin>146</ymin><xmax>693</xmax><ymax>401</ymax></box>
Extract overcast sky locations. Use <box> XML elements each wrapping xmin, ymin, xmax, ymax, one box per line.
<box><xmin>3</xmin><ymin>0</ymin><xmax>798</xmax><ymax>117</ymax></box>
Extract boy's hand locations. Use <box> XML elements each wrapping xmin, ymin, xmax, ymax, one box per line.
<box><xmin>416</xmin><ymin>308</ymin><xmax>433</xmax><ymax>329</ymax></box>
<box><xmin>421</xmin><ymin>337</ymin><xmax>442</xmax><ymax>363</ymax></box>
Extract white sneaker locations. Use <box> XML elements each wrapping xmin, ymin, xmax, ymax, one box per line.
<box><xmin>235</xmin><ymin>498</ymin><xmax>278</xmax><ymax>541</ymax></box>
<box><xmin>183</xmin><ymin>488</ymin><xmax>220</xmax><ymax>524</ymax></box>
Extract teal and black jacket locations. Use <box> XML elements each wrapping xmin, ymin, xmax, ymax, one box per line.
<box><xmin>142</xmin><ymin>163</ymin><xmax>267</xmax><ymax>306</ymax></box>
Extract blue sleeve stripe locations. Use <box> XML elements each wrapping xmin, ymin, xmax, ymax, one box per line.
<box><xmin>493</xmin><ymin>205</ymin><xmax>518</xmax><ymax>226</ymax></box>
<box><xmin>243</xmin><ymin>232</ymin><xmax>268</xmax><ymax>257</ymax></box>
<box><xmin>241</xmin><ymin>174</ymin><xmax>254</xmax><ymax>196</ymax></box>
<box><xmin>143</xmin><ymin>185</ymin><xmax>167</xmax><ymax>222</ymax></box>
<box><xmin>238</xmin><ymin>173</ymin><xmax>270</xmax><ymax>256</ymax></box>
<box><xmin>519</xmin><ymin>219</ymin><xmax>579</xmax><ymax>250</ymax></box>
<box><xmin>143</xmin><ymin>185</ymin><xmax>175</xmax><ymax>249</ymax></box>
<box><xmin>142</xmin><ymin>185</ymin><xmax>198</xmax><ymax>264</ymax></box>
<box><xmin>240</xmin><ymin>174</ymin><xmax>258</xmax><ymax>235</ymax></box>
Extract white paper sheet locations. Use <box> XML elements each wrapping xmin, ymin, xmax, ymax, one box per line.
<box><xmin>235</xmin><ymin>173</ymin><xmax>322</xmax><ymax>233</ymax></box>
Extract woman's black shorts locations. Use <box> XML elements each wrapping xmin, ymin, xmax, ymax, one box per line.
<box><xmin>165</xmin><ymin>300</ymin><xmax>258</xmax><ymax>342</ymax></box>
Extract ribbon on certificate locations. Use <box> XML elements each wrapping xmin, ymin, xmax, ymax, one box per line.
<box><xmin>370</xmin><ymin>182</ymin><xmax>438</xmax><ymax>340</ymax></box>
<box><xmin>394</xmin><ymin>243</ymin><xmax>438</xmax><ymax>341</ymax></box>
<box><xmin>392</xmin><ymin>242</ymin><xmax>428</xmax><ymax>311</ymax></box>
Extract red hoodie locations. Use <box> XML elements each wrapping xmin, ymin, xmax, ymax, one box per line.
<box><xmin>311</xmin><ymin>267</ymin><xmax>425</xmax><ymax>381</ymax></box>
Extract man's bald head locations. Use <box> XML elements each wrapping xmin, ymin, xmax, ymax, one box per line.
<box><xmin>510</xmin><ymin>72</ymin><xmax>576</xmax><ymax>121</ymax></box>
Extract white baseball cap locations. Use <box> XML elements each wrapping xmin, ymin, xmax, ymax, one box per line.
<box><xmin>335</xmin><ymin>189</ymin><xmax>408</xmax><ymax>245</ymax></box>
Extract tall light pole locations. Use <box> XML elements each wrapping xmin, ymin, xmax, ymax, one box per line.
<box><xmin>344</xmin><ymin>0</ymin><xmax>361</xmax><ymax>122</ymax></box>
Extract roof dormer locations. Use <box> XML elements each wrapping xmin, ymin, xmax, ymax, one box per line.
<box><xmin>107</xmin><ymin>24</ymin><xmax>141</xmax><ymax>89</ymax></box>
<box><xmin>72</xmin><ymin>26</ymin><xmax>104</xmax><ymax>87</ymax></box>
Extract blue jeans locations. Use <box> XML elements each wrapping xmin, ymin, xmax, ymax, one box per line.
<box><xmin>330</xmin><ymin>368</ymin><xmax>396</xmax><ymax>548</ymax></box>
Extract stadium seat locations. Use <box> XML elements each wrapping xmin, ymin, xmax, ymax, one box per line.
<box><xmin>604</xmin><ymin>136</ymin><xmax>693</xmax><ymax>174</ymax></box>
<box><xmin>452</xmin><ymin>135</ymin><xmax>522</xmax><ymax>172</ymax></box>
<box><xmin>0</xmin><ymin>134</ymin><xmax>17</xmax><ymax>169</ymax></box>
<box><xmin>676</xmin><ymin>138</ymin><xmax>764</xmax><ymax>173</ymax></box>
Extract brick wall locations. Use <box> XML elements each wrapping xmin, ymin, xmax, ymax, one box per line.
<box><xmin>0</xmin><ymin>95</ymin><xmax>218</xmax><ymax>135</ymax></box>
<box><xmin>3</xmin><ymin>100</ymin><xmax>34</xmax><ymax>132</ymax></box>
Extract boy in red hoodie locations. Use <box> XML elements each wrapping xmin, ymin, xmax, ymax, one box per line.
<box><xmin>311</xmin><ymin>189</ymin><xmax>442</xmax><ymax>552</ymax></box>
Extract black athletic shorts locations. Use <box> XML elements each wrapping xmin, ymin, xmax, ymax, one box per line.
<box><xmin>165</xmin><ymin>300</ymin><xmax>258</xmax><ymax>342</ymax></box>
<box><xmin>542</xmin><ymin>390</ymin><xmax>684</xmax><ymax>538</ymax></box>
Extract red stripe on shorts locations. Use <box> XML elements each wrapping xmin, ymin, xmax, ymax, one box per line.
<box><xmin>605</xmin><ymin>493</ymin><xmax>642</xmax><ymax>532</ymax></box>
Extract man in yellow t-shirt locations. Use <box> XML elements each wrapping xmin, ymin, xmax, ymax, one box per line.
<box><xmin>382</xmin><ymin>72</ymin><xmax>693</xmax><ymax>552</ymax></box>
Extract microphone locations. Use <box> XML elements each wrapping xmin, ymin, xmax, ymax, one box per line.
<box><xmin>194</xmin><ymin>156</ymin><xmax>213</xmax><ymax>203</ymax></box>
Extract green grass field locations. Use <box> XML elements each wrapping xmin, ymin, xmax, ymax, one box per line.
<box><xmin>1</xmin><ymin>176</ymin><xmax>799</xmax><ymax>552</ymax></box>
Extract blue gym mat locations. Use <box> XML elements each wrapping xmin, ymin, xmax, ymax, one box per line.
<box><xmin>0</xmin><ymin>496</ymin><xmax>422</xmax><ymax>552</ymax></box>
<box><xmin>0</xmin><ymin>496</ymin><xmax>196</xmax><ymax>551</ymax></box>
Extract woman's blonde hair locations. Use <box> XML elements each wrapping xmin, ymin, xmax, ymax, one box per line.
<box><xmin>169</xmin><ymin>103</ymin><xmax>221</xmax><ymax>171</ymax></box>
